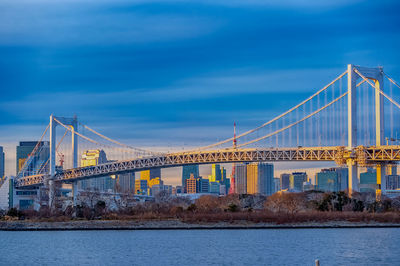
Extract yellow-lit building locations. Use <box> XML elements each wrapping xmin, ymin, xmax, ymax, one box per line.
<box><xmin>247</xmin><ymin>163</ymin><xmax>258</xmax><ymax>194</ymax></box>
<box><xmin>81</xmin><ymin>149</ymin><xmax>107</xmax><ymax>167</ymax></box>
<box><xmin>149</xmin><ymin>177</ymin><xmax>163</xmax><ymax>188</ymax></box>
<box><xmin>140</xmin><ymin>168</ymin><xmax>161</xmax><ymax>188</ymax></box>
<box><xmin>246</xmin><ymin>162</ymin><xmax>274</xmax><ymax>195</ymax></box>
<box><xmin>135</xmin><ymin>179</ymin><xmax>148</xmax><ymax>195</ymax></box>
<box><xmin>79</xmin><ymin>150</ymin><xmax>109</xmax><ymax>191</ymax></box>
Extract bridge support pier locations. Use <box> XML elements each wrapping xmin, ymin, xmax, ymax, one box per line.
<box><xmin>347</xmin><ymin>159</ymin><xmax>359</xmax><ymax>196</ymax></box>
<box><xmin>376</xmin><ymin>163</ymin><xmax>386</xmax><ymax>199</ymax></box>
<box><xmin>72</xmin><ymin>182</ymin><xmax>78</xmax><ymax>207</ymax></box>
<box><xmin>48</xmin><ymin>179</ymin><xmax>55</xmax><ymax>209</ymax></box>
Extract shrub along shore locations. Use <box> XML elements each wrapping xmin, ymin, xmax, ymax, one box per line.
<box><xmin>1</xmin><ymin>191</ymin><xmax>400</xmax><ymax>230</ymax></box>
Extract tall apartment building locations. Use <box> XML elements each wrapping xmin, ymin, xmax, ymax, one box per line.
<box><xmin>182</xmin><ymin>165</ymin><xmax>199</xmax><ymax>192</ymax></box>
<box><xmin>290</xmin><ymin>172</ymin><xmax>307</xmax><ymax>192</ymax></box>
<box><xmin>246</xmin><ymin>163</ymin><xmax>274</xmax><ymax>195</ymax></box>
<box><xmin>79</xmin><ymin>149</ymin><xmax>111</xmax><ymax>191</ymax></box>
<box><xmin>0</xmin><ymin>146</ymin><xmax>4</xmax><ymax>179</ymax></box>
<box><xmin>210</xmin><ymin>164</ymin><xmax>221</xmax><ymax>182</ymax></box>
<box><xmin>387</xmin><ymin>175</ymin><xmax>400</xmax><ymax>190</ymax></box>
<box><xmin>234</xmin><ymin>164</ymin><xmax>247</xmax><ymax>194</ymax></box>
<box><xmin>16</xmin><ymin>141</ymin><xmax>50</xmax><ymax>175</ymax></box>
<box><xmin>316</xmin><ymin>169</ymin><xmax>340</xmax><ymax>192</ymax></box>
<box><xmin>185</xmin><ymin>174</ymin><xmax>197</xmax><ymax>194</ymax></box>
<box><xmin>116</xmin><ymin>172</ymin><xmax>135</xmax><ymax>193</ymax></box>
<box><xmin>280</xmin><ymin>173</ymin><xmax>290</xmax><ymax>190</ymax></box>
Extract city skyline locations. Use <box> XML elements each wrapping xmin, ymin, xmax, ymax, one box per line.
<box><xmin>1</xmin><ymin>2</ymin><xmax>400</xmax><ymax>264</ymax></box>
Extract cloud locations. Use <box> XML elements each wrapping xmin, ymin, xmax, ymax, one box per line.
<box><xmin>1</xmin><ymin>0</ymin><xmax>400</xmax><ymax>182</ymax></box>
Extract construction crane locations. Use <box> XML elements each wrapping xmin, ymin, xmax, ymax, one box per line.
<box><xmin>57</xmin><ymin>152</ymin><xmax>65</xmax><ymax>167</ymax></box>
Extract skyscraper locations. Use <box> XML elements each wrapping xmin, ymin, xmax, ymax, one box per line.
<box><xmin>141</xmin><ymin>168</ymin><xmax>161</xmax><ymax>182</ymax></box>
<box><xmin>247</xmin><ymin>163</ymin><xmax>274</xmax><ymax>195</ymax></box>
<box><xmin>135</xmin><ymin>179</ymin><xmax>148</xmax><ymax>194</ymax></box>
<box><xmin>259</xmin><ymin>163</ymin><xmax>274</xmax><ymax>195</ymax></box>
<box><xmin>316</xmin><ymin>169</ymin><xmax>339</xmax><ymax>192</ymax></box>
<box><xmin>0</xmin><ymin>146</ymin><xmax>4</xmax><ymax>179</ymax></box>
<box><xmin>359</xmin><ymin>169</ymin><xmax>377</xmax><ymax>193</ymax></box>
<box><xmin>280</xmin><ymin>173</ymin><xmax>290</xmax><ymax>190</ymax></box>
<box><xmin>186</xmin><ymin>174</ymin><xmax>197</xmax><ymax>194</ymax></box>
<box><xmin>234</xmin><ymin>164</ymin><xmax>247</xmax><ymax>194</ymax></box>
<box><xmin>182</xmin><ymin>165</ymin><xmax>199</xmax><ymax>192</ymax></box>
<box><xmin>79</xmin><ymin>149</ymin><xmax>109</xmax><ymax>191</ymax></box>
<box><xmin>210</xmin><ymin>164</ymin><xmax>221</xmax><ymax>182</ymax></box>
<box><xmin>197</xmin><ymin>178</ymin><xmax>209</xmax><ymax>193</ymax></box>
<box><xmin>290</xmin><ymin>172</ymin><xmax>307</xmax><ymax>192</ymax></box>
<box><xmin>387</xmin><ymin>175</ymin><xmax>400</xmax><ymax>190</ymax></box>
<box><xmin>273</xmin><ymin>178</ymin><xmax>280</xmax><ymax>193</ymax></box>
<box><xmin>117</xmin><ymin>172</ymin><xmax>135</xmax><ymax>193</ymax></box>
<box><xmin>16</xmin><ymin>141</ymin><xmax>50</xmax><ymax>175</ymax></box>
<box><xmin>335</xmin><ymin>167</ymin><xmax>349</xmax><ymax>191</ymax></box>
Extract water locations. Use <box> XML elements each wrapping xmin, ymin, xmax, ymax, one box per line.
<box><xmin>0</xmin><ymin>228</ymin><xmax>399</xmax><ymax>265</ymax></box>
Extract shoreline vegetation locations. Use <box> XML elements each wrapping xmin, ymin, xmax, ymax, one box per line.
<box><xmin>1</xmin><ymin>191</ymin><xmax>400</xmax><ymax>230</ymax></box>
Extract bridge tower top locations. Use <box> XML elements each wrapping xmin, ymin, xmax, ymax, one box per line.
<box><xmin>347</xmin><ymin>64</ymin><xmax>384</xmax><ymax>149</ymax></box>
<box><xmin>49</xmin><ymin>115</ymin><xmax>78</xmax><ymax>177</ymax></box>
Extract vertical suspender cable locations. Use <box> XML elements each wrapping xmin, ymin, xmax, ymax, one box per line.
<box><xmin>390</xmin><ymin>80</ymin><xmax>394</xmax><ymax>139</ymax></box>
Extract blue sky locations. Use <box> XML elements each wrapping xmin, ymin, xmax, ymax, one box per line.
<box><xmin>1</xmin><ymin>0</ymin><xmax>400</xmax><ymax>180</ymax></box>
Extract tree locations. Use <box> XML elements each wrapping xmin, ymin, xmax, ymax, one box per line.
<box><xmin>195</xmin><ymin>195</ymin><xmax>219</xmax><ymax>213</ymax></box>
<box><xmin>265</xmin><ymin>192</ymin><xmax>306</xmax><ymax>215</ymax></box>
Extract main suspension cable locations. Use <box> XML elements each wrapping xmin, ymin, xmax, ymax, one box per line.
<box><xmin>191</xmin><ymin>70</ymin><xmax>348</xmax><ymax>151</ymax></box>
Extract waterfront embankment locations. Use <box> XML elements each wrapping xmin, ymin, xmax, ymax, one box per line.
<box><xmin>1</xmin><ymin>220</ymin><xmax>400</xmax><ymax>231</ymax></box>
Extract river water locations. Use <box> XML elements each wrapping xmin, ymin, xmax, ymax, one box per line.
<box><xmin>0</xmin><ymin>228</ymin><xmax>399</xmax><ymax>265</ymax></box>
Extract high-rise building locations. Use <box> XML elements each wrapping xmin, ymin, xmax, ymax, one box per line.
<box><xmin>16</xmin><ymin>141</ymin><xmax>50</xmax><ymax>175</ymax></box>
<box><xmin>210</xmin><ymin>164</ymin><xmax>221</xmax><ymax>182</ymax></box>
<box><xmin>335</xmin><ymin>167</ymin><xmax>348</xmax><ymax>191</ymax></box>
<box><xmin>140</xmin><ymin>168</ymin><xmax>161</xmax><ymax>182</ymax></box>
<box><xmin>387</xmin><ymin>175</ymin><xmax>400</xmax><ymax>190</ymax></box>
<box><xmin>209</xmin><ymin>181</ymin><xmax>220</xmax><ymax>194</ymax></box>
<box><xmin>79</xmin><ymin>149</ymin><xmax>109</xmax><ymax>191</ymax></box>
<box><xmin>273</xmin><ymin>178</ymin><xmax>280</xmax><ymax>193</ymax></box>
<box><xmin>290</xmin><ymin>172</ymin><xmax>307</xmax><ymax>192</ymax></box>
<box><xmin>81</xmin><ymin>149</ymin><xmax>107</xmax><ymax>166</ymax></box>
<box><xmin>0</xmin><ymin>146</ymin><xmax>4</xmax><ymax>179</ymax></box>
<box><xmin>234</xmin><ymin>164</ymin><xmax>247</xmax><ymax>194</ymax></box>
<box><xmin>149</xmin><ymin>177</ymin><xmax>163</xmax><ymax>188</ymax></box>
<box><xmin>135</xmin><ymin>179</ymin><xmax>148</xmax><ymax>195</ymax></box>
<box><xmin>280</xmin><ymin>173</ymin><xmax>290</xmax><ymax>190</ymax></box>
<box><xmin>259</xmin><ymin>163</ymin><xmax>274</xmax><ymax>195</ymax></box>
<box><xmin>186</xmin><ymin>174</ymin><xmax>197</xmax><ymax>194</ymax></box>
<box><xmin>197</xmin><ymin>178</ymin><xmax>209</xmax><ymax>193</ymax></box>
<box><xmin>219</xmin><ymin>166</ymin><xmax>230</xmax><ymax>194</ymax></box>
<box><xmin>316</xmin><ymin>169</ymin><xmax>340</xmax><ymax>192</ymax></box>
<box><xmin>246</xmin><ymin>163</ymin><xmax>258</xmax><ymax>194</ymax></box>
<box><xmin>182</xmin><ymin>165</ymin><xmax>199</xmax><ymax>192</ymax></box>
<box><xmin>246</xmin><ymin>163</ymin><xmax>274</xmax><ymax>195</ymax></box>
<box><xmin>151</xmin><ymin>184</ymin><xmax>172</xmax><ymax>196</ymax></box>
<box><xmin>221</xmin><ymin>167</ymin><xmax>226</xmax><ymax>182</ymax></box>
<box><xmin>360</xmin><ymin>169</ymin><xmax>377</xmax><ymax>193</ymax></box>
<box><xmin>219</xmin><ymin>184</ymin><xmax>227</xmax><ymax>195</ymax></box>
<box><xmin>387</xmin><ymin>165</ymin><xmax>397</xmax><ymax>175</ymax></box>
<box><xmin>117</xmin><ymin>172</ymin><xmax>135</xmax><ymax>193</ymax></box>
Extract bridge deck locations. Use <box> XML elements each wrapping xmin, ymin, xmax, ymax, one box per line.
<box><xmin>15</xmin><ymin>146</ymin><xmax>400</xmax><ymax>188</ymax></box>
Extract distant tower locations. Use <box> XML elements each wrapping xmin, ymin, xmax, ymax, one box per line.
<box><xmin>229</xmin><ymin>122</ymin><xmax>237</xmax><ymax>194</ymax></box>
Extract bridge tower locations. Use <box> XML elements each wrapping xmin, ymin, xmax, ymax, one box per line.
<box><xmin>49</xmin><ymin>114</ymin><xmax>78</xmax><ymax>209</ymax></box>
<box><xmin>347</xmin><ymin>64</ymin><xmax>385</xmax><ymax>195</ymax></box>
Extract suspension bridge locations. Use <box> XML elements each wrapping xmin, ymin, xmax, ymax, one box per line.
<box><xmin>14</xmin><ymin>64</ymin><xmax>400</xmax><ymax>207</ymax></box>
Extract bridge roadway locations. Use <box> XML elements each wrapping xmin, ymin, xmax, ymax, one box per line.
<box><xmin>15</xmin><ymin>145</ymin><xmax>400</xmax><ymax>188</ymax></box>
